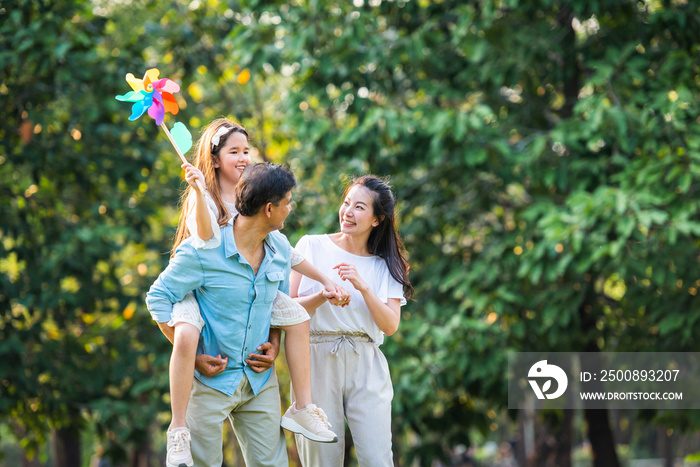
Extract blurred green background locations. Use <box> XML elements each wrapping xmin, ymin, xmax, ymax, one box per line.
<box><xmin>2</xmin><ymin>0</ymin><xmax>700</xmax><ymax>466</ymax></box>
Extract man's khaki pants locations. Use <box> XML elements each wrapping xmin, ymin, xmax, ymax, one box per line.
<box><xmin>187</xmin><ymin>370</ymin><xmax>288</xmax><ymax>467</ymax></box>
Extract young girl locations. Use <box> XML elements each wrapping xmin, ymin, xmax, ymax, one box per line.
<box><xmin>290</xmin><ymin>175</ymin><xmax>414</xmax><ymax>466</ymax></box>
<box><xmin>164</xmin><ymin>118</ymin><xmax>348</xmax><ymax>467</ymax></box>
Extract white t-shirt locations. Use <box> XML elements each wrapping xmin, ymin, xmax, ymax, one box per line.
<box><xmin>185</xmin><ymin>192</ymin><xmax>227</xmax><ymax>249</ymax></box>
<box><xmin>295</xmin><ymin>234</ymin><xmax>406</xmax><ymax>345</ymax></box>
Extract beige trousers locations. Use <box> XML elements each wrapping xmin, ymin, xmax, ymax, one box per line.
<box><xmin>293</xmin><ymin>333</ymin><xmax>394</xmax><ymax>467</ymax></box>
<box><xmin>187</xmin><ymin>371</ymin><xmax>288</xmax><ymax>467</ymax></box>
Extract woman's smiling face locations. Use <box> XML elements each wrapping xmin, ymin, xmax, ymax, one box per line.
<box><xmin>339</xmin><ymin>185</ymin><xmax>379</xmax><ymax>235</ymax></box>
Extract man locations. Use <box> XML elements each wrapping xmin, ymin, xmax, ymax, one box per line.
<box><xmin>146</xmin><ymin>163</ymin><xmax>297</xmax><ymax>466</ymax></box>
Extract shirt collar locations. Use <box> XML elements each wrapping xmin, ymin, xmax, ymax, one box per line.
<box><xmin>224</xmin><ymin>215</ymin><xmax>278</xmax><ymax>258</ymax></box>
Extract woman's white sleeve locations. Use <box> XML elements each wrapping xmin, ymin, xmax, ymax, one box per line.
<box><xmin>294</xmin><ymin>236</ymin><xmax>320</xmax><ymax>297</ymax></box>
<box><xmin>387</xmin><ymin>273</ymin><xmax>407</xmax><ymax>306</ymax></box>
<box><xmin>290</xmin><ymin>247</ymin><xmax>305</xmax><ymax>267</ymax></box>
<box><xmin>186</xmin><ymin>193</ymin><xmax>222</xmax><ymax>249</ymax></box>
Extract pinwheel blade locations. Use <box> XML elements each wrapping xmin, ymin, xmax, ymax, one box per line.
<box><xmin>125</xmin><ymin>73</ymin><xmax>144</xmax><ymax>92</ymax></box>
<box><xmin>128</xmin><ymin>93</ymin><xmax>153</xmax><ymax>121</ymax></box>
<box><xmin>148</xmin><ymin>99</ymin><xmax>166</xmax><ymax>126</ymax></box>
<box><xmin>162</xmin><ymin>92</ymin><xmax>179</xmax><ymax>115</ymax></box>
<box><xmin>116</xmin><ymin>90</ymin><xmax>147</xmax><ymax>102</ymax></box>
<box><xmin>144</xmin><ymin>68</ymin><xmax>160</xmax><ymax>87</ymax></box>
<box><xmin>155</xmin><ymin>78</ymin><xmax>180</xmax><ymax>94</ymax></box>
<box><xmin>171</xmin><ymin>122</ymin><xmax>193</xmax><ymax>154</ymax></box>
<box><xmin>129</xmin><ymin>101</ymin><xmax>149</xmax><ymax>121</ymax></box>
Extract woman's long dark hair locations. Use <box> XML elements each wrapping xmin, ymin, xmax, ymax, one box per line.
<box><xmin>346</xmin><ymin>175</ymin><xmax>414</xmax><ymax>300</ymax></box>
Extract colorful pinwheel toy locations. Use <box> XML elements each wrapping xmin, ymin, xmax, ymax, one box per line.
<box><xmin>116</xmin><ymin>68</ymin><xmax>181</xmax><ymax>125</ymax></box>
<box><xmin>115</xmin><ymin>68</ymin><xmax>203</xmax><ymax>193</ymax></box>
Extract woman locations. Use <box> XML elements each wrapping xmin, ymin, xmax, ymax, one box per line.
<box><xmin>290</xmin><ymin>175</ymin><xmax>414</xmax><ymax>466</ymax></box>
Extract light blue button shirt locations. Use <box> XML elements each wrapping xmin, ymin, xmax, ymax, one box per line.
<box><xmin>146</xmin><ymin>223</ymin><xmax>291</xmax><ymax>396</ymax></box>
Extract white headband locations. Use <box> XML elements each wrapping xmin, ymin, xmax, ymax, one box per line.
<box><xmin>211</xmin><ymin>126</ymin><xmax>233</xmax><ymax>151</ymax></box>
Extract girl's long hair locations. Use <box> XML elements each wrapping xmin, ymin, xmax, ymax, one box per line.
<box><xmin>170</xmin><ymin>118</ymin><xmax>249</xmax><ymax>256</ymax></box>
<box><xmin>346</xmin><ymin>175</ymin><xmax>414</xmax><ymax>300</ymax></box>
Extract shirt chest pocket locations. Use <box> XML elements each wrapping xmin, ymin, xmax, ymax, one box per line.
<box><xmin>264</xmin><ymin>270</ymin><xmax>286</xmax><ymax>303</ymax></box>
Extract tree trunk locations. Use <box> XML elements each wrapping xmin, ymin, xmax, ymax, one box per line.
<box><xmin>555</xmin><ymin>410</ymin><xmax>574</xmax><ymax>467</ymax></box>
<box><xmin>559</xmin><ymin>0</ymin><xmax>621</xmax><ymax>460</ymax></box>
<box><xmin>51</xmin><ymin>426</ymin><xmax>81</xmax><ymax>467</ymax></box>
<box><xmin>579</xmin><ymin>351</ymin><xmax>620</xmax><ymax>467</ymax></box>
<box><xmin>392</xmin><ymin>426</ymin><xmax>402</xmax><ymax>467</ymax></box>
<box><xmin>577</xmin><ymin>288</ymin><xmax>621</xmax><ymax>467</ymax></box>
<box><xmin>532</xmin><ymin>410</ymin><xmax>573</xmax><ymax>467</ymax></box>
<box><xmin>129</xmin><ymin>436</ymin><xmax>152</xmax><ymax>467</ymax></box>
<box><xmin>584</xmin><ymin>408</ymin><xmax>620</xmax><ymax>467</ymax></box>
<box><xmin>578</xmin><ymin>349</ymin><xmax>621</xmax><ymax>467</ymax></box>
<box><xmin>515</xmin><ymin>410</ymin><xmax>530</xmax><ymax>467</ymax></box>
<box><xmin>663</xmin><ymin>427</ymin><xmax>674</xmax><ymax>467</ymax></box>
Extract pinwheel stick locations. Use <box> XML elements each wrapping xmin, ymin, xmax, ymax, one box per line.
<box><xmin>159</xmin><ymin>123</ymin><xmax>206</xmax><ymax>195</ymax></box>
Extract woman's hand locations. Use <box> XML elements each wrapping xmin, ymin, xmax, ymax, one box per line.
<box><xmin>333</xmin><ymin>262</ymin><xmax>368</xmax><ymax>293</ymax></box>
<box><xmin>321</xmin><ymin>279</ymin><xmax>351</xmax><ymax>307</ymax></box>
<box><xmin>334</xmin><ymin>284</ymin><xmax>351</xmax><ymax>306</ymax></box>
<box><xmin>182</xmin><ymin>162</ymin><xmax>206</xmax><ymax>191</ymax></box>
<box><xmin>333</xmin><ymin>262</ymin><xmax>400</xmax><ymax>334</ymax></box>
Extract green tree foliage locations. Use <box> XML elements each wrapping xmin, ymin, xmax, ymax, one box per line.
<box><xmin>0</xmin><ymin>0</ymin><xmax>179</xmax><ymax>463</ymax></box>
<box><xmin>1</xmin><ymin>0</ymin><xmax>302</xmax><ymax>464</ymax></box>
<box><xmin>221</xmin><ymin>0</ymin><xmax>700</xmax><ymax>464</ymax></box>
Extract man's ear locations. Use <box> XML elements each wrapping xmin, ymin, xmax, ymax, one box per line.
<box><xmin>264</xmin><ymin>202</ymin><xmax>273</xmax><ymax>218</ymax></box>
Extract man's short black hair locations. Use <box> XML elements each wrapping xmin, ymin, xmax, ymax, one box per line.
<box><xmin>234</xmin><ymin>163</ymin><xmax>297</xmax><ymax>216</ymax></box>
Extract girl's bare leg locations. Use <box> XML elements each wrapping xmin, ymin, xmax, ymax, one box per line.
<box><xmin>280</xmin><ymin>321</ymin><xmax>312</xmax><ymax>408</ymax></box>
<box><xmin>170</xmin><ymin>322</ymin><xmax>200</xmax><ymax>428</ymax></box>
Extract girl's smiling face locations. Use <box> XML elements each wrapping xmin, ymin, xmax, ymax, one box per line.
<box><xmin>216</xmin><ymin>131</ymin><xmax>250</xmax><ymax>186</ymax></box>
